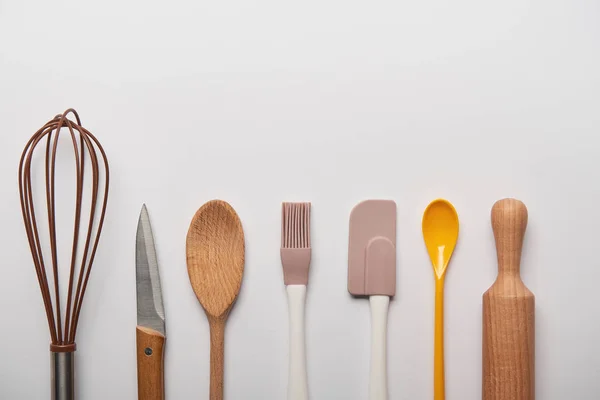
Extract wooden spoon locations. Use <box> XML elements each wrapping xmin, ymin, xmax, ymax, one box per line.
<box><xmin>186</xmin><ymin>200</ymin><xmax>245</xmax><ymax>400</ymax></box>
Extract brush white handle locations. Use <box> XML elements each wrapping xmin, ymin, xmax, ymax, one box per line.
<box><xmin>287</xmin><ymin>285</ymin><xmax>308</xmax><ymax>400</ymax></box>
<box><xmin>369</xmin><ymin>295</ymin><xmax>389</xmax><ymax>400</ymax></box>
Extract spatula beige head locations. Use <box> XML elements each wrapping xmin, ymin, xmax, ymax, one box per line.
<box><xmin>186</xmin><ymin>199</ymin><xmax>245</xmax><ymax>400</ymax></box>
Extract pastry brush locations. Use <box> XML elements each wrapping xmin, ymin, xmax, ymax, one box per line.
<box><xmin>281</xmin><ymin>202</ymin><xmax>311</xmax><ymax>400</ymax></box>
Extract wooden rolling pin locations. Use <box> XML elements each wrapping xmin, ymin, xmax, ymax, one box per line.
<box><xmin>483</xmin><ymin>198</ymin><xmax>535</xmax><ymax>400</ymax></box>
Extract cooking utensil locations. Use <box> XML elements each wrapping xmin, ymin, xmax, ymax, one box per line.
<box><xmin>280</xmin><ymin>202</ymin><xmax>311</xmax><ymax>400</ymax></box>
<box><xmin>136</xmin><ymin>204</ymin><xmax>166</xmax><ymax>400</ymax></box>
<box><xmin>348</xmin><ymin>200</ymin><xmax>396</xmax><ymax>400</ymax></box>
<box><xmin>483</xmin><ymin>198</ymin><xmax>534</xmax><ymax>400</ymax></box>
<box><xmin>18</xmin><ymin>109</ymin><xmax>109</xmax><ymax>400</ymax></box>
<box><xmin>422</xmin><ymin>199</ymin><xmax>459</xmax><ymax>400</ymax></box>
<box><xmin>186</xmin><ymin>200</ymin><xmax>245</xmax><ymax>400</ymax></box>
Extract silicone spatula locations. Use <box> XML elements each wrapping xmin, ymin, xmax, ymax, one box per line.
<box><xmin>348</xmin><ymin>200</ymin><xmax>396</xmax><ymax>400</ymax></box>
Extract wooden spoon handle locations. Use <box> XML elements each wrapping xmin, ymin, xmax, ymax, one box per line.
<box><xmin>491</xmin><ymin>198</ymin><xmax>528</xmax><ymax>276</ymax></box>
<box><xmin>209</xmin><ymin>317</ymin><xmax>226</xmax><ymax>400</ymax></box>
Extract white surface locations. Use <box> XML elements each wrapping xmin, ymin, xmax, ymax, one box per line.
<box><xmin>0</xmin><ymin>0</ymin><xmax>599</xmax><ymax>399</ymax></box>
<box><xmin>286</xmin><ymin>285</ymin><xmax>308</xmax><ymax>400</ymax></box>
<box><xmin>369</xmin><ymin>296</ymin><xmax>390</xmax><ymax>400</ymax></box>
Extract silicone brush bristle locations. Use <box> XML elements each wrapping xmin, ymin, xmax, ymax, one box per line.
<box><xmin>280</xmin><ymin>202</ymin><xmax>311</xmax><ymax>285</ymax></box>
<box><xmin>281</xmin><ymin>202</ymin><xmax>311</xmax><ymax>249</ymax></box>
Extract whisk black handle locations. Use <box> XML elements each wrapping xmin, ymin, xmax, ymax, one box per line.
<box><xmin>51</xmin><ymin>351</ymin><xmax>74</xmax><ymax>400</ymax></box>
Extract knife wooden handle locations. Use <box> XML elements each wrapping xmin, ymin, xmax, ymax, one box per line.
<box><xmin>483</xmin><ymin>199</ymin><xmax>535</xmax><ymax>400</ymax></box>
<box><xmin>137</xmin><ymin>326</ymin><xmax>165</xmax><ymax>400</ymax></box>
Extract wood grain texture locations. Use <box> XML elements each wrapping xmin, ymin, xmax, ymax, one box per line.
<box><xmin>209</xmin><ymin>317</ymin><xmax>226</xmax><ymax>400</ymax></box>
<box><xmin>483</xmin><ymin>198</ymin><xmax>535</xmax><ymax>400</ymax></box>
<box><xmin>136</xmin><ymin>326</ymin><xmax>165</xmax><ymax>400</ymax></box>
<box><xmin>186</xmin><ymin>200</ymin><xmax>245</xmax><ymax>400</ymax></box>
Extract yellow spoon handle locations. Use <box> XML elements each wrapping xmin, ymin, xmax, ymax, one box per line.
<box><xmin>434</xmin><ymin>277</ymin><xmax>445</xmax><ymax>400</ymax></box>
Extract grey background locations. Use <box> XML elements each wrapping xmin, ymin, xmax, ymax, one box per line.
<box><xmin>1</xmin><ymin>0</ymin><xmax>599</xmax><ymax>398</ymax></box>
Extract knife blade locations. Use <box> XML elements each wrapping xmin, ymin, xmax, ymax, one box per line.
<box><xmin>136</xmin><ymin>204</ymin><xmax>165</xmax><ymax>400</ymax></box>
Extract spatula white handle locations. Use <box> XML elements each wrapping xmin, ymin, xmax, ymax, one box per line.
<box><xmin>369</xmin><ymin>295</ymin><xmax>390</xmax><ymax>400</ymax></box>
<box><xmin>287</xmin><ymin>285</ymin><xmax>308</xmax><ymax>400</ymax></box>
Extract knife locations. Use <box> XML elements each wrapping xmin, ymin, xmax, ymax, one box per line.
<box><xmin>136</xmin><ymin>204</ymin><xmax>166</xmax><ymax>400</ymax></box>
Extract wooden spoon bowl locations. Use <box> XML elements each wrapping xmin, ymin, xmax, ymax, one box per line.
<box><xmin>186</xmin><ymin>200</ymin><xmax>245</xmax><ymax>400</ymax></box>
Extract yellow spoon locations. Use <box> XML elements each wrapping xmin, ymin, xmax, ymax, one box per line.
<box><xmin>422</xmin><ymin>199</ymin><xmax>459</xmax><ymax>400</ymax></box>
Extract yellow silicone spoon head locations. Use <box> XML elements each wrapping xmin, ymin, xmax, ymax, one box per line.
<box><xmin>422</xmin><ymin>199</ymin><xmax>459</xmax><ymax>279</ymax></box>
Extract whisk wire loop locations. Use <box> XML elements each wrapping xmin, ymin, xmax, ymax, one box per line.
<box><xmin>18</xmin><ymin>108</ymin><xmax>109</xmax><ymax>350</ymax></box>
